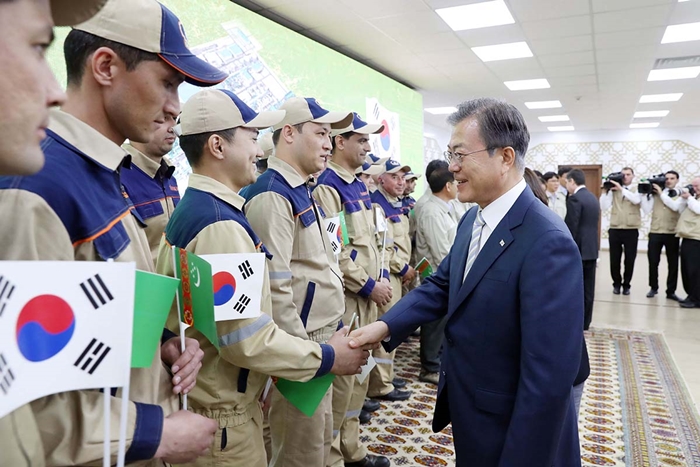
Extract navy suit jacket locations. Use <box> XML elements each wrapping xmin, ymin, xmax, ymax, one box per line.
<box><xmin>381</xmin><ymin>186</ymin><xmax>584</xmax><ymax>467</ymax></box>
<box><xmin>565</xmin><ymin>187</ymin><xmax>600</xmax><ymax>261</ymax></box>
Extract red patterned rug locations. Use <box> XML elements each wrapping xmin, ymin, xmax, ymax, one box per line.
<box><xmin>359</xmin><ymin>329</ymin><xmax>700</xmax><ymax>466</ymax></box>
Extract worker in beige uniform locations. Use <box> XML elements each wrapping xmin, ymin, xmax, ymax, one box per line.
<box><xmin>155</xmin><ymin>89</ymin><xmax>370</xmax><ymax>467</ymax></box>
<box><xmin>244</xmin><ymin>96</ymin><xmax>353</xmax><ymax>467</ymax></box>
<box><xmin>367</xmin><ymin>159</ymin><xmax>416</xmax><ymax>401</ymax></box>
<box><xmin>0</xmin><ymin>0</ymin><xmax>229</xmax><ymax>464</ymax></box>
<box><xmin>122</xmin><ymin>114</ymin><xmax>181</xmax><ymax>263</ymax></box>
<box><xmin>0</xmin><ymin>1</ymin><xmax>106</xmax><ymax>465</ymax></box>
<box><xmin>314</xmin><ymin>113</ymin><xmax>392</xmax><ymax>467</ymax></box>
<box><xmin>677</xmin><ymin>178</ymin><xmax>700</xmax><ymax>308</ymax></box>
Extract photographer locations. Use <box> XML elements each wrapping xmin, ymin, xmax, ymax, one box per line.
<box><xmin>600</xmin><ymin>167</ymin><xmax>642</xmax><ymax>295</ymax></box>
<box><xmin>640</xmin><ymin>171</ymin><xmax>682</xmax><ymax>300</ymax></box>
<box><xmin>677</xmin><ymin>178</ymin><xmax>700</xmax><ymax>308</ymax></box>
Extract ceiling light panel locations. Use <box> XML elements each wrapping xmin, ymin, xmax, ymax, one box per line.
<box><xmin>436</xmin><ymin>1</ymin><xmax>515</xmax><ymax>32</ymax></box>
<box><xmin>647</xmin><ymin>66</ymin><xmax>700</xmax><ymax>81</ymax></box>
<box><xmin>630</xmin><ymin>123</ymin><xmax>660</xmax><ymax>128</ymax></box>
<box><xmin>633</xmin><ymin>110</ymin><xmax>670</xmax><ymax>118</ymax></box>
<box><xmin>425</xmin><ymin>107</ymin><xmax>458</xmax><ymax>115</ymax></box>
<box><xmin>548</xmin><ymin>126</ymin><xmax>575</xmax><ymax>132</ymax></box>
<box><xmin>471</xmin><ymin>42</ymin><xmax>533</xmax><ymax>62</ymax></box>
<box><xmin>639</xmin><ymin>93</ymin><xmax>683</xmax><ymax>103</ymax></box>
<box><xmin>539</xmin><ymin>115</ymin><xmax>570</xmax><ymax>122</ymax></box>
<box><xmin>504</xmin><ymin>79</ymin><xmax>550</xmax><ymax>90</ymax></box>
<box><xmin>525</xmin><ymin>100</ymin><xmax>562</xmax><ymax>109</ymax></box>
<box><xmin>661</xmin><ymin>22</ymin><xmax>700</xmax><ymax>44</ymax></box>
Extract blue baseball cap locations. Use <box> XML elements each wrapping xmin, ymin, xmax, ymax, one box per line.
<box><xmin>365</xmin><ymin>153</ymin><xmax>389</xmax><ymax>166</ymax></box>
<box><xmin>179</xmin><ymin>89</ymin><xmax>285</xmax><ymax>136</ymax></box>
<box><xmin>73</xmin><ymin>0</ymin><xmax>228</xmax><ymax>87</ymax></box>
<box><xmin>356</xmin><ymin>161</ymin><xmax>386</xmax><ymax>176</ymax></box>
<box><xmin>331</xmin><ymin>112</ymin><xmax>384</xmax><ymax>137</ymax></box>
<box><xmin>384</xmin><ymin>159</ymin><xmax>411</xmax><ymax>174</ymax></box>
<box><xmin>272</xmin><ymin>97</ymin><xmax>353</xmax><ymax>131</ymax></box>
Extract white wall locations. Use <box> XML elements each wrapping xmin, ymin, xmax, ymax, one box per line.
<box><xmin>529</xmin><ymin>127</ymin><xmax>700</xmax><ymax>151</ymax></box>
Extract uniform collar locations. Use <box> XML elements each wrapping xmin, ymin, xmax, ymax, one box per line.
<box><xmin>187</xmin><ymin>173</ymin><xmax>245</xmax><ymax>211</ymax></box>
<box><xmin>122</xmin><ymin>142</ymin><xmax>175</xmax><ymax>179</ymax></box>
<box><xmin>428</xmin><ymin>193</ymin><xmax>453</xmax><ymax>213</ymax></box>
<box><xmin>327</xmin><ymin>161</ymin><xmax>358</xmax><ymax>184</ymax></box>
<box><xmin>267</xmin><ymin>155</ymin><xmax>309</xmax><ymax>188</ymax></box>
<box><xmin>48</xmin><ymin>109</ymin><xmax>129</xmax><ymax>171</ymax></box>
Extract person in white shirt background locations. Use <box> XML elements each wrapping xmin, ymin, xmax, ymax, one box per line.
<box><xmin>544</xmin><ymin>171</ymin><xmax>567</xmax><ymax>220</ymax></box>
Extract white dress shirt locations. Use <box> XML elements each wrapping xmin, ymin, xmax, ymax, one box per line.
<box><xmin>473</xmin><ymin>179</ymin><xmax>527</xmax><ymax>257</ymax></box>
<box><xmin>640</xmin><ymin>187</ymin><xmax>684</xmax><ymax>214</ymax></box>
<box><xmin>599</xmin><ymin>185</ymin><xmax>642</xmax><ymax>210</ymax></box>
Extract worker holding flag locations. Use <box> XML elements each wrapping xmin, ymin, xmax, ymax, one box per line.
<box><xmin>314</xmin><ymin>113</ymin><xmax>392</xmax><ymax>467</ymax></box>
<box><xmin>156</xmin><ymin>89</ymin><xmax>371</xmax><ymax>467</ymax></box>
<box><xmin>0</xmin><ymin>0</ymin><xmax>227</xmax><ymax>464</ymax></box>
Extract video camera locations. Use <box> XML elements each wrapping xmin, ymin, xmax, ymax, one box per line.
<box><xmin>603</xmin><ymin>172</ymin><xmax>624</xmax><ymax>190</ymax></box>
<box><xmin>683</xmin><ymin>184</ymin><xmax>696</xmax><ymax>197</ymax></box>
<box><xmin>638</xmin><ymin>174</ymin><xmax>667</xmax><ymax>195</ymax></box>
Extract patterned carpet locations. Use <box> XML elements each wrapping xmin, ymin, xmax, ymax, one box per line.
<box><xmin>359</xmin><ymin>329</ymin><xmax>700</xmax><ymax>466</ymax></box>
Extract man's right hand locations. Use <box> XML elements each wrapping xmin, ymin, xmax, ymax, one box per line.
<box><xmin>370</xmin><ymin>280</ymin><xmax>393</xmax><ymax>307</ymax></box>
<box><xmin>609</xmin><ymin>180</ymin><xmax>622</xmax><ymax>191</ymax></box>
<box><xmin>349</xmin><ymin>321</ymin><xmax>390</xmax><ymax>349</ymax></box>
<box><xmin>155</xmin><ymin>410</ymin><xmax>217</xmax><ymax>463</ymax></box>
<box><xmin>327</xmin><ymin>327</ymin><xmax>372</xmax><ymax>375</ymax></box>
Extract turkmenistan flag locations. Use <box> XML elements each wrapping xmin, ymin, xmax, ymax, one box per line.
<box><xmin>415</xmin><ymin>257</ymin><xmax>434</xmax><ymax>279</ymax></box>
<box><xmin>132</xmin><ymin>271</ymin><xmax>180</xmax><ymax>368</ymax></box>
<box><xmin>173</xmin><ymin>247</ymin><xmax>218</xmax><ymax>349</ymax></box>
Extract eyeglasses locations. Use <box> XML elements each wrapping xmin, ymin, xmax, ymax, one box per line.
<box><xmin>443</xmin><ymin>147</ymin><xmax>496</xmax><ymax>165</ymax></box>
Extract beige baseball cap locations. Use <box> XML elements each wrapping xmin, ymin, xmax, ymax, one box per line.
<box><xmin>73</xmin><ymin>0</ymin><xmax>227</xmax><ymax>86</ymax></box>
<box><xmin>331</xmin><ymin>112</ymin><xmax>384</xmax><ymax>137</ymax></box>
<box><xmin>272</xmin><ymin>97</ymin><xmax>353</xmax><ymax>131</ymax></box>
<box><xmin>259</xmin><ymin>132</ymin><xmax>274</xmax><ymax>159</ymax></box>
<box><xmin>356</xmin><ymin>161</ymin><xmax>386</xmax><ymax>176</ymax></box>
<box><xmin>179</xmin><ymin>89</ymin><xmax>285</xmax><ymax>136</ymax></box>
<box><xmin>384</xmin><ymin>159</ymin><xmax>411</xmax><ymax>174</ymax></box>
<box><xmin>405</xmin><ymin>172</ymin><xmax>422</xmax><ymax>181</ymax></box>
<box><xmin>51</xmin><ymin>0</ymin><xmax>107</xmax><ymax>26</ymax></box>
<box><xmin>365</xmin><ymin>153</ymin><xmax>390</xmax><ymax>166</ymax></box>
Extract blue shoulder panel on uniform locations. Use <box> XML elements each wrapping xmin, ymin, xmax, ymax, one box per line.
<box><xmin>371</xmin><ymin>190</ymin><xmax>402</xmax><ymax>223</ymax></box>
<box><xmin>315</xmin><ymin>169</ymin><xmax>372</xmax><ymax>214</ymax></box>
<box><xmin>165</xmin><ymin>188</ymin><xmax>271</xmax><ymax>258</ymax></box>
<box><xmin>0</xmin><ymin>130</ymin><xmax>132</xmax><ymax>260</ymax></box>
<box><xmin>121</xmin><ymin>164</ymin><xmax>180</xmax><ymax>222</ymax></box>
<box><xmin>244</xmin><ymin>169</ymin><xmax>322</xmax><ymax>228</ymax></box>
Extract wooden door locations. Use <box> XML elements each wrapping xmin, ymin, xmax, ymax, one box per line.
<box><xmin>561</xmin><ymin>164</ymin><xmax>603</xmax><ymax>249</ymax></box>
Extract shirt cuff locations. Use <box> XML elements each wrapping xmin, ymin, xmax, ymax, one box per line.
<box><xmin>314</xmin><ymin>344</ymin><xmax>335</xmax><ymax>378</ymax></box>
<box><xmin>399</xmin><ymin>264</ymin><xmax>410</xmax><ymax>277</ymax></box>
<box><xmin>160</xmin><ymin>328</ymin><xmax>177</xmax><ymax>346</ymax></box>
<box><xmin>125</xmin><ymin>403</ymin><xmax>164</xmax><ymax>463</ymax></box>
<box><xmin>357</xmin><ymin>277</ymin><xmax>376</xmax><ymax>299</ymax></box>
<box><xmin>382</xmin><ymin>269</ymin><xmax>390</xmax><ymax>280</ymax></box>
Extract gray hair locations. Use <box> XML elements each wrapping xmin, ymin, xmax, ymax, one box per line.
<box><xmin>447</xmin><ymin>98</ymin><xmax>529</xmax><ymax>173</ymax></box>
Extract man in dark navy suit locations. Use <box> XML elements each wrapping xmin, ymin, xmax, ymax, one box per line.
<box><xmin>565</xmin><ymin>169</ymin><xmax>600</xmax><ymax>330</ymax></box>
<box><xmin>350</xmin><ymin>98</ymin><xmax>584</xmax><ymax>467</ymax></box>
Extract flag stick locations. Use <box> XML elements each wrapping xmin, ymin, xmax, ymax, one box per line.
<box><xmin>116</xmin><ymin>367</ymin><xmax>130</xmax><ymax>467</ymax></box>
<box><xmin>103</xmin><ymin>387</ymin><xmax>110</xmax><ymax>467</ymax></box>
<box><xmin>379</xmin><ymin>229</ymin><xmax>387</xmax><ymax>279</ymax></box>
<box><xmin>171</xmin><ymin>245</ymin><xmax>188</xmax><ymax>410</ymax></box>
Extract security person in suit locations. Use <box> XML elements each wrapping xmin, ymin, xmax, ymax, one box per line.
<box><xmin>350</xmin><ymin>98</ymin><xmax>584</xmax><ymax>467</ymax></box>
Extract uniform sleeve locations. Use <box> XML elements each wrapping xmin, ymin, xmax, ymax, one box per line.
<box><xmin>0</xmin><ymin>190</ymin><xmax>159</xmax><ymax>465</ymax></box>
<box><xmin>186</xmin><ymin>221</ymin><xmax>333</xmax><ymax>380</ymax></box>
<box><xmin>661</xmin><ymin>193</ymin><xmax>684</xmax><ymax>212</ymax></box>
<box><xmin>621</xmin><ymin>188</ymin><xmax>642</xmax><ymax>205</ymax></box>
<box><xmin>245</xmin><ymin>192</ymin><xmax>308</xmax><ymax>339</ymax></box>
<box><xmin>640</xmin><ymin>194</ymin><xmax>653</xmax><ymax>215</ymax></box>
<box><xmin>314</xmin><ymin>185</ymin><xmax>375</xmax><ymax>298</ymax></box>
<box><xmin>599</xmin><ymin>190</ymin><xmax>612</xmax><ymax>210</ymax></box>
<box><xmin>687</xmin><ymin>196</ymin><xmax>700</xmax><ymax>215</ymax></box>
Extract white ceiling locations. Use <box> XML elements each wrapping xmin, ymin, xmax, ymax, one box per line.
<box><xmin>233</xmin><ymin>0</ymin><xmax>700</xmax><ymax>133</ymax></box>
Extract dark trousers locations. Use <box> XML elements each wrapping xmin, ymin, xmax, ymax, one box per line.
<box><xmin>609</xmin><ymin>228</ymin><xmax>639</xmax><ymax>288</ymax></box>
<box><xmin>420</xmin><ymin>316</ymin><xmax>447</xmax><ymax>373</ymax></box>
<box><xmin>582</xmin><ymin>260</ymin><xmax>597</xmax><ymax>330</ymax></box>
<box><xmin>647</xmin><ymin>233</ymin><xmax>680</xmax><ymax>294</ymax></box>
<box><xmin>680</xmin><ymin>239</ymin><xmax>700</xmax><ymax>303</ymax></box>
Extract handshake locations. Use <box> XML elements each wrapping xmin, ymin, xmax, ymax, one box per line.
<box><xmin>326</xmin><ymin>321</ymin><xmax>391</xmax><ymax>375</ymax></box>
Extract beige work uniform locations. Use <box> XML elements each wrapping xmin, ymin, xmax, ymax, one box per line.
<box><xmin>314</xmin><ymin>162</ymin><xmax>381</xmax><ymax>466</ymax></box>
<box><xmin>245</xmin><ymin>156</ymin><xmax>345</xmax><ymax>467</ymax></box>
<box><xmin>156</xmin><ymin>174</ymin><xmax>335</xmax><ymax>467</ymax></box>
<box><xmin>368</xmin><ymin>187</ymin><xmax>411</xmax><ymax>398</ymax></box>
<box><xmin>0</xmin><ymin>406</ymin><xmax>44</xmax><ymax>467</ymax></box>
<box><xmin>121</xmin><ymin>143</ymin><xmax>179</xmax><ymax>264</ymax></box>
<box><xmin>0</xmin><ymin>110</ymin><xmax>177</xmax><ymax>466</ymax></box>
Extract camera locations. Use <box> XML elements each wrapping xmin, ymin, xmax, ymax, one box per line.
<box><xmin>638</xmin><ymin>174</ymin><xmax>666</xmax><ymax>195</ymax></box>
<box><xmin>683</xmin><ymin>184</ymin><xmax>696</xmax><ymax>197</ymax></box>
<box><xmin>603</xmin><ymin>172</ymin><xmax>624</xmax><ymax>190</ymax></box>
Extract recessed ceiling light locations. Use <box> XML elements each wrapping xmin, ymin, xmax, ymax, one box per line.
<box><xmin>471</xmin><ymin>42</ymin><xmax>533</xmax><ymax>62</ymax></box>
<box><xmin>661</xmin><ymin>22</ymin><xmax>700</xmax><ymax>44</ymax></box>
<box><xmin>525</xmin><ymin>100</ymin><xmax>562</xmax><ymax>109</ymax></box>
<box><xmin>424</xmin><ymin>107</ymin><xmax>457</xmax><ymax>115</ymax></box>
<box><xmin>436</xmin><ymin>0</ymin><xmax>515</xmax><ymax>31</ymax></box>
<box><xmin>538</xmin><ymin>115</ymin><xmax>570</xmax><ymax>122</ymax></box>
<box><xmin>630</xmin><ymin>123</ymin><xmax>660</xmax><ymax>128</ymax></box>
<box><xmin>648</xmin><ymin>66</ymin><xmax>700</xmax><ymax>81</ymax></box>
<box><xmin>548</xmin><ymin>126</ymin><xmax>574</xmax><ymax>132</ymax></box>
<box><xmin>504</xmin><ymin>79</ymin><xmax>550</xmax><ymax>91</ymax></box>
<box><xmin>679</xmin><ymin>1</ymin><xmax>691</xmax><ymax>3</ymax></box>
<box><xmin>639</xmin><ymin>93</ymin><xmax>683</xmax><ymax>103</ymax></box>
<box><xmin>633</xmin><ymin>110</ymin><xmax>670</xmax><ymax>118</ymax></box>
